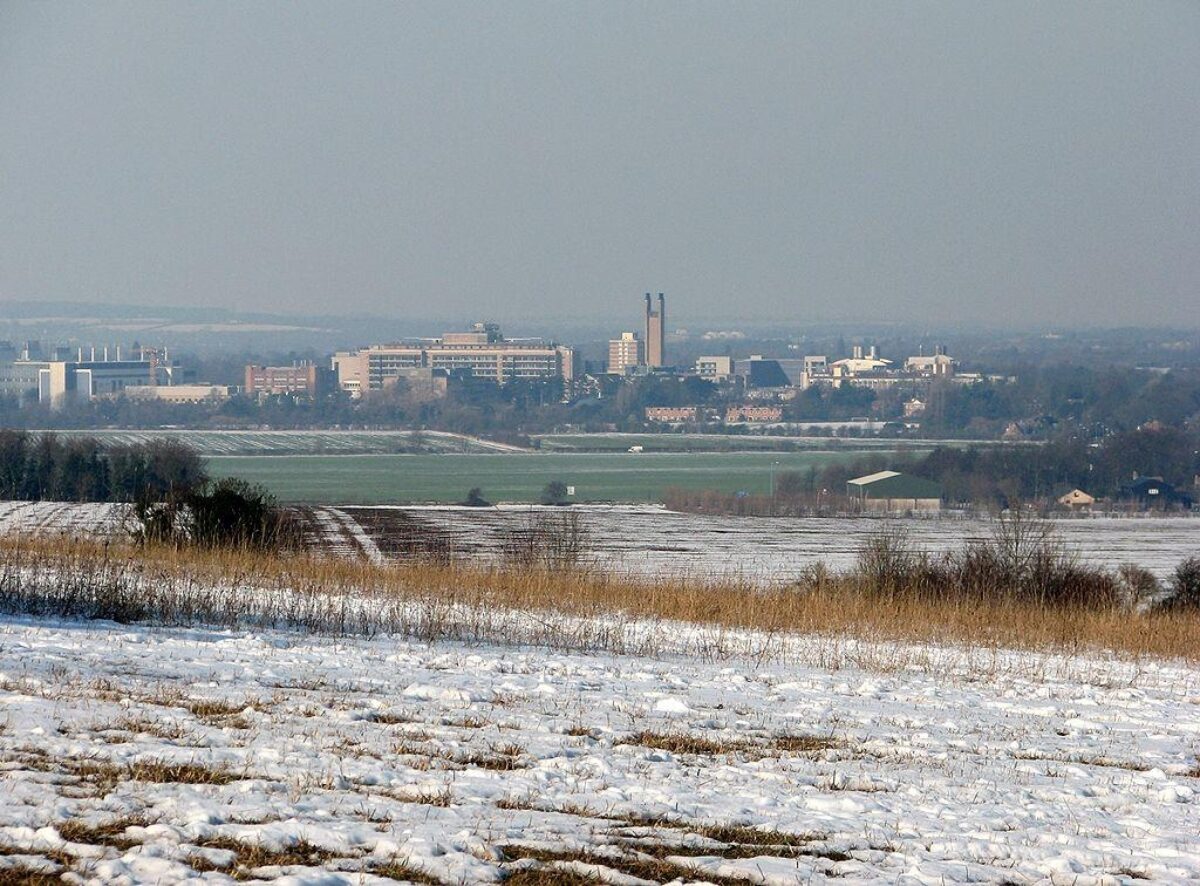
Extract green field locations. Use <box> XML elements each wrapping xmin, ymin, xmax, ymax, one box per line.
<box><xmin>208</xmin><ymin>450</ymin><xmax>911</xmax><ymax>504</ymax></box>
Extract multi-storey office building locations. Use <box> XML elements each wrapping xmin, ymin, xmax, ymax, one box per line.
<box><xmin>607</xmin><ymin>332</ymin><xmax>644</xmax><ymax>375</ymax></box>
<box><xmin>333</xmin><ymin>323</ymin><xmax>576</xmax><ymax>396</ymax></box>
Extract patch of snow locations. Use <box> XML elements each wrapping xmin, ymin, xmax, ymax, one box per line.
<box><xmin>0</xmin><ymin>615</ymin><xmax>1197</xmax><ymax>883</ymax></box>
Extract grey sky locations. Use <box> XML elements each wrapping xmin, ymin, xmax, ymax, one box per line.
<box><xmin>1</xmin><ymin>1</ymin><xmax>1196</xmax><ymax>328</ymax></box>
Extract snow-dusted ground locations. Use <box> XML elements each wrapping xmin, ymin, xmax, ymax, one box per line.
<box><xmin>0</xmin><ymin>501</ymin><xmax>127</xmax><ymax>538</ymax></box>
<box><xmin>45</xmin><ymin>429</ymin><xmax>527</xmax><ymax>455</ymax></box>
<box><xmin>3</xmin><ymin>500</ymin><xmax>1197</xmax><ymax>581</ymax></box>
<box><xmin>1</xmin><ymin>616</ymin><xmax>1198</xmax><ymax>884</ymax></box>
<box><xmin>326</xmin><ymin>505</ymin><xmax>1200</xmax><ymax>581</ymax></box>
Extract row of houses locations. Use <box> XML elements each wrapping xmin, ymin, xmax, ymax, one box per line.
<box><xmin>645</xmin><ymin>405</ymin><xmax>784</xmax><ymax>424</ymax></box>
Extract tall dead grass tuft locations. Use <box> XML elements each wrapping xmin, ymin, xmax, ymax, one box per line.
<box><xmin>0</xmin><ymin>534</ymin><xmax>1196</xmax><ymax>664</ymax></box>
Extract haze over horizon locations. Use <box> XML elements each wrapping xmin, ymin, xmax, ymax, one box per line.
<box><xmin>1</xmin><ymin>2</ymin><xmax>1197</xmax><ymax>328</ymax></box>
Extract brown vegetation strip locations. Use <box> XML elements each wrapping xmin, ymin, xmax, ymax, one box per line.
<box><xmin>1</xmin><ymin>535</ymin><xmax>1198</xmax><ymax>663</ymax></box>
<box><xmin>57</xmin><ymin>816</ymin><xmax>150</xmax><ymax>850</ymax></box>
<box><xmin>0</xmin><ymin>865</ymin><xmax>68</xmax><ymax>886</ymax></box>
<box><xmin>190</xmin><ymin>836</ymin><xmax>343</xmax><ymax>879</ymax></box>
<box><xmin>618</xmin><ymin>730</ymin><xmax>841</xmax><ymax>757</ymax></box>
<box><xmin>500</xmin><ymin>844</ymin><xmax>755</xmax><ymax>885</ymax></box>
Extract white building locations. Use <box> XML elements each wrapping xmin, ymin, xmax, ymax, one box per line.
<box><xmin>608</xmin><ymin>332</ymin><xmax>644</xmax><ymax>375</ymax></box>
<box><xmin>695</xmin><ymin>355</ymin><xmax>733</xmax><ymax>381</ymax></box>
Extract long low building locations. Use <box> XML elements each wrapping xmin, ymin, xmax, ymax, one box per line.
<box><xmin>847</xmin><ymin>470</ymin><xmax>943</xmax><ymax>512</ymax></box>
<box><xmin>123</xmin><ymin>384</ymin><xmax>234</xmax><ymax>404</ymax></box>
<box><xmin>334</xmin><ymin>323</ymin><xmax>575</xmax><ymax>395</ymax></box>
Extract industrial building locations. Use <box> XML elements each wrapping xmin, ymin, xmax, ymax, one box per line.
<box><xmin>743</xmin><ymin>355</ymin><xmax>793</xmax><ymax>388</ymax></box>
<box><xmin>607</xmin><ymin>332</ymin><xmax>644</xmax><ymax>375</ymax></box>
<box><xmin>846</xmin><ymin>471</ymin><xmax>943</xmax><ymax>512</ymax></box>
<box><xmin>0</xmin><ymin>346</ymin><xmax>180</xmax><ymax>409</ymax></box>
<box><xmin>333</xmin><ymin>323</ymin><xmax>575</xmax><ymax>395</ymax></box>
<box><xmin>244</xmin><ymin>363</ymin><xmax>333</xmax><ymax>399</ymax></box>
<box><xmin>801</xmin><ymin>345</ymin><xmax>957</xmax><ymax>390</ymax></box>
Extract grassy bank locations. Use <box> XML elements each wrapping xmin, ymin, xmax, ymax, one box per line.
<box><xmin>0</xmin><ymin>535</ymin><xmax>1195</xmax><ymax>665</ymax></box>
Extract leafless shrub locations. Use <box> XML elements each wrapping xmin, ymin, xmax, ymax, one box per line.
<box><xmin>1117</xmin><ymin>564</ymin><xmax>1161</xmax><ymax>608</ymax></box>
<box><xmin>500</xmin><ymin>511</ymin><xmax>591</xmax><ymax>570</ymax></box>
<box><xmin>855</xmin><ymin>514</ymin><xmax>1122</xmax><ymax>610</ymax></box>
<box><xmin>855</xmin><ymin>525</ymin><xmax>921</xmax><ymax>597</ymax></box>
<box><xmin>1161</xmin><ymin>557</ymin><xmax>1200</xmax><ymax>612</ymax></box>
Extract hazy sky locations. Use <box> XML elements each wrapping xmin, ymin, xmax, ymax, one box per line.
<box><xmin>1</xmin><ymin>1</ymin><xmax>1197</xmax><ymax>328</ymax></box>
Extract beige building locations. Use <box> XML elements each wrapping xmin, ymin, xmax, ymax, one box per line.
<box><xmin>333</xmin><ymin>323</ymin><xmax>575</xmax><ymax>396</ymax></box>
<box><xmin>123</xmin><ymin>384</ymin><xmax>233</xmax><ymax>404</ymax></box>
<box><xmin>695</xmin><ymin>355</ymin><xmax>733</xmax><ymax>381</ymax></box>
<box><xmin>1058</xmin><ymin>488</ymin><xmax>1096</xmax><ymax>510</ymax></box>
<box><xmin>608</xmin><ymin>332</ymin><xmax>644</xmax><ymax>375</ymax></box>
<box><xmin>644</xmin><ymin>293</ymin><xmax>665</xmax><ymax>368</ymax></box>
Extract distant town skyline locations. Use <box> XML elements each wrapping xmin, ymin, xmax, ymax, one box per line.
<box><xmin>1</xmin><ymin>2</ymin><xmax>1197</xmax><ymax>327</ymax></box>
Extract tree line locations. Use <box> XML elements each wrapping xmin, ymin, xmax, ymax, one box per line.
<box><xmin>0</xmin><ymin>431</ymin><xmax>205</xmax><ymax>503</ymax></box>
<box><xmin>0</xmin><ymin>431</ymin><xmax>290</xmax><ymax>550</ymax></box>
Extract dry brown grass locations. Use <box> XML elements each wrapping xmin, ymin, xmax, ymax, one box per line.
<box><xmin>181</xmin><ymin>698</ymin><xmax>260</xmax><ymax>723</ymax></box>
<box><xmin>619</xmin><ymin>730</ymin><xmax>841</xmax><ymax>758</ymax></box>
<box><xmin>60</xmin><ymin>756</ymin><xmax>244</xmax><ymax>795</ymax></box>
<box><xmin>390</xmin><ymin>739</ymin><xmax>527</xmax><ymax>772</ymax></box>
<box><xmin>370</xmin><ymin>857</ymin><xmax>443</xmax><ymax>884</ymax></box>
<box><xmin>0</xmin><ymin>864</ymin><xmax>67</xmax><ymax>886</ymax></box>
<box><xmin>500</xmin><ymin>844</ymin><xmax>758</xmax><ymax>885</ymax></box>
<box><xmin>108</xmin><ymin>715</ymin><xmax>193</xmax><ymax>743</ymax></box>
<box><xmin>190</xmin><ymin>835</ymin><xmax>342</xmax><ymax>878</ymax></box>
<box><xmin>1011</xmin><ymin>751</ymin><xmax>1151</xmax><ymax>772</ymax></box>
<box><xmin>56</xmin><ymin>815</ymin><xmax>151</xmax><ymax>850</ymax></box>
<box><xmin>1</xmin><ymin>534</ymin><xmax>1197</xmax><ymax>664</ymax></box>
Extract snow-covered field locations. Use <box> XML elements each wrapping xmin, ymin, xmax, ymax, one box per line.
<box><xmin>0</xmin><ymin>501</ymin><xmax>127</xmax><ymax>539</ymax></box>
<box><xmin>3</xmin><ymin>500</ymin><xmax>1197</xmax><ymax>582</ymax></box>
<box><xmin>45</xmin><ymin>430</ymin><xmax>527</xmax><ymax>455</ymax></box>
<box><xmin>1</xmin><ymin>615</ymin><xmax>1198</xmax><ymax>884</ymax></box>
<box><xmin>322</xmin><ymin>505</ymin><xmax>1200</xmax><ymax>581</ymax></box>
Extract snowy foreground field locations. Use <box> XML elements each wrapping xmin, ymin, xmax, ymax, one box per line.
<box><xmin>1</xmin><ymin>617</ymin><xmax>1199</xmax><ymax>884</ymax></box>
